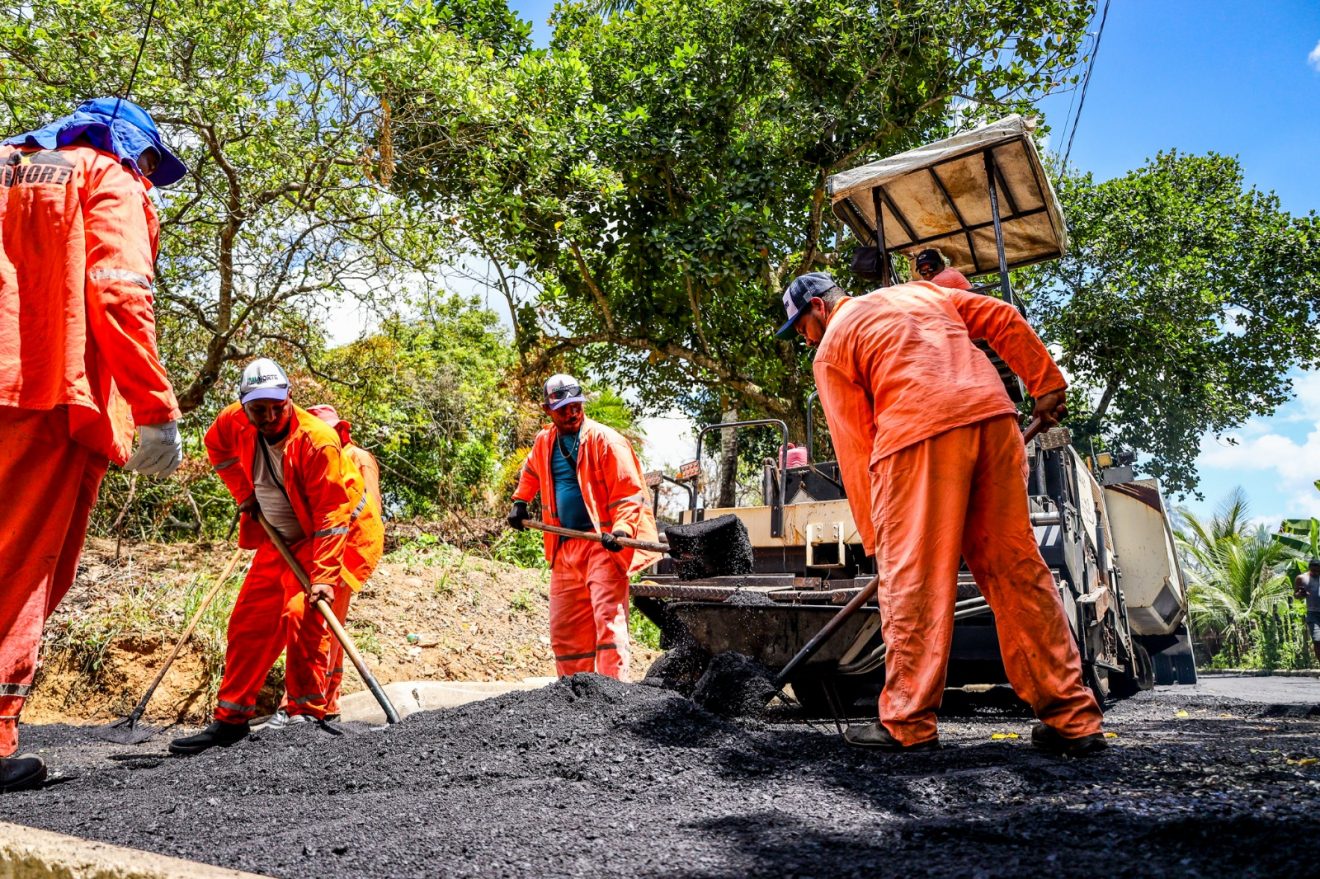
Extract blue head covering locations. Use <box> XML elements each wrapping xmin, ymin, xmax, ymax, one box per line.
<box><xmin>3</xmin><ymin>97</ymin><xmax>187</xmax><ymax>187</ymax></box>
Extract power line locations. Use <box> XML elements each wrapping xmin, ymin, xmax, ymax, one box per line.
<box><xmin>111</xmin><ymin>0</ymin><xmax>160</xmax><ymax>122</ymax></box>
<box><xmin>1061</xmin><ymin>0</ymin><xmax>1112</xmax><ymax>170</ymax></box>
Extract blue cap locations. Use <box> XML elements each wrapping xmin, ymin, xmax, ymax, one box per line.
<box><xmin>776</xmin><ymin>272</ymin><xmax>837</xmax><ymax>339</ymax></box>
<box><xmin>4</xmin><ymin>97</ymin><xmax>187</xmax><ymax>188</ymax></box>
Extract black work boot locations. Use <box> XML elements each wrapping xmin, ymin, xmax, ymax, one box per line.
<box><xmin>168</xmin><ymin>720</ymin><xmax>251</xmax><ymax>756</ymax></box>
<box><xmin>842</xmin><ymin>721</ymin><xmax>940</xmax><ymax>751</ymax></box>
<box><xmin>1031</xmin><ymin>722</ymin><xmax>1107</xmax><ymax>757</ymax></box>
<box><xmin>0</xmin><ymin>755</ymin><xmax>47</xmax><ymax>792</ymax></box>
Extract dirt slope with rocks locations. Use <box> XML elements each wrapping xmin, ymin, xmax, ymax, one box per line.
<box><xmin>8</xmin><ymin>679</ymin><xmax>1320</xmax><ymax>878</ymax></box>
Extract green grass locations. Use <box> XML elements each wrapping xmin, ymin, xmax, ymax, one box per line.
<box><xmin>629</xmin><ymin>600</ymin><xmax>662</xmax><ymax>651</ymax></box>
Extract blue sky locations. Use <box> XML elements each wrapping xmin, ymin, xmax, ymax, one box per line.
<box><xmin>506</xmin><ymin>1</ymin><xmax>1320</xmax><ymax>524</ymax></box>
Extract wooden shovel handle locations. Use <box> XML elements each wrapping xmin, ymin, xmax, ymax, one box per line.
<box><xmin>524</xmin><ymin>518</ymin><xmax>669</xmax><ymax>554</ymax></box>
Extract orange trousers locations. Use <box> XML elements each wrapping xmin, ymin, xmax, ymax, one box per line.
<box><xmin>214</xmin><ymin>540</ymin><xmax>351</xmax><ymax>724</ymax></box>
<box><xmin>549</xmin><ymin>539</ymin><xmax>630</xmax><ymax>680</ymax></box>
<box><xmin>870</xmin><ymin>414</ymin><xmax>1102</xmax><ymax>745</ymax></box>
<box><xmin>0</xmin><ymin>408</ymin><xmax>108</xmax><ymax>756</ymax></box>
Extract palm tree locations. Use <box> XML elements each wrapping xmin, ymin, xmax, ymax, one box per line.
<box><xmin>1176</xmin><ymin>490</ymin><xmax>1292</xmax><ymax>665</ymax></box>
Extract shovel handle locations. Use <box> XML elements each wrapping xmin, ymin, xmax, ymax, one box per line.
<box><xmin>1023</xmin><ymin>416</ymin><xmax>1047</xmax><ymax>444</ymax></box>
<box><xmin>523</xmin><ymin>518</ymin><xmax>669</xmax><ymax>554</ymax></box>
<box><xmin>774</xmin><ymin>577</ymin><xmax>879</xmax><ymax>689</ymax></box>
<box><xmin>255</xmin><ymin>512</ymin><xmax>401</xmax><ymax>725</ymax></box>
<box><xmin>125</xmin><ymin>544</ymin><xmax>247</xmax><ymax>725</ymax></box>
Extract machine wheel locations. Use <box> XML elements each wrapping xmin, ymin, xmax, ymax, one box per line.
<box><xmin>1109</xmin><ymin>642</ymin><xmax>1155</xmax><ymax>699</ymax></box>
<box><xmin>1083</xmin><ymin>661</ymin><xmax>1111</xmax><ymax>707</ymax></box>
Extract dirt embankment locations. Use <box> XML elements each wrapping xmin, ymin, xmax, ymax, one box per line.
<box><xmin>28</xmin><ymin>535</ymin><xmax>657</xmax><ymax>725</ymax></box>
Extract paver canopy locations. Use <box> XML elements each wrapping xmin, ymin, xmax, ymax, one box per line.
<box><xmin>828</xmin><ymin>115</ymin><xmax>1067</xmax><ymax>278</ymax></box>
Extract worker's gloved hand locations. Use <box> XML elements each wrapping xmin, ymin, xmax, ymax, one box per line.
<box><xmin>124</xmin><ymin>421</ymin><xmax>183</xmax><ymax>477</ymax></box>
<box><xmin>507</xmin><ymin>501</ymin><xmax>529</xmax><ymax>531</ymax></box>
<box><xmin>600</xmin><ymin>530</ymin><xmax>629</xmax><ymax>553</ymax></box>
<box><xmin>1033</xmin><ymin>389</ymin><xmax>1068</xmax><ymax>426</ymax></box>
<box><xmin>307</xmin><ymin>582</ymin><xmax>335</xmax><ymax>604</ymax></box>
<box><xmin>238</xmin><ymin>494</ymin><xmax>260</xmax><ymax>515</ymax></box>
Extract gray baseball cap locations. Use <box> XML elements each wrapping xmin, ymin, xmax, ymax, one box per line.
<box><xmin>776</xmin><ymin>272</ymin><xmax>837</xmax><ymax>339</ymax></box>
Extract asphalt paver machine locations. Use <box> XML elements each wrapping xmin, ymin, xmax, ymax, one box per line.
<box><xmin>633</xmin><ymin>116</ymin><xmax>1196</xmax><ymax>713</ymax></box>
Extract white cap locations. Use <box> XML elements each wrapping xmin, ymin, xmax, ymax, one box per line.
<box><xmin>238</xmin><ymin>358</ymin><xmax>290</xmax><ymax>404</ymax></box>
<box><xmin>543</xmin><ymin>374</ymin><xmax>586</xmax><ymax>410</ymax></box>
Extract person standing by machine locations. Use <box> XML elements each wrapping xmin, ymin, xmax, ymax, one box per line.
<box><xmin>775</xmin><ymin>270</ymin><xmax>1106</xmax><ymax>756</ymax></box>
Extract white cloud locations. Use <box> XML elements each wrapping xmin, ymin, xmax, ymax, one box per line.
<box><xmin>1309</xmin><ymin>39</ymin><xmax>1320</xmax><ymax>72</ymax></box>
<box><xmin>1198</xmin><ymin>425</ymin><xmax>1320</xmax><ymax>483</ymax></box>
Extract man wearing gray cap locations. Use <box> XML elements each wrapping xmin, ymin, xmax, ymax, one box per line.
<box><xmin>170</xmin><ymin>358</ymin><xmax>383</xmax><ymax>755</ymax></box>
<box><xmin>507</xmin><ymin>375</ymin><xmax>660</xmax><ymax>680</ymax></box>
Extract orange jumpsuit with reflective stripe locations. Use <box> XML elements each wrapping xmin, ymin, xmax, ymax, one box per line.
<box><xmin>813</xmin><ymin>282</ymin><xmax>1101</xmax><ymax>745</ymax></box>
<box><xmin>513</xmin><ymin>418</ymin><xmax>660</xmax><ymax>679</ymax></box>
<box><xmin>205</xmin><ymin>404</ymin><xmax>383</xmax><ymax>722</ymax></box>
<box><xmin>0</xmin><ymin>144</ymin><xmax>178</xmax><ymax>756</ymax></box>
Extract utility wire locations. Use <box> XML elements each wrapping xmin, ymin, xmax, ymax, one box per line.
<box><xmin>111</xmin><ymin>0</ymin><xmax>160</xmax><ymax>123</ymax></box>
<box><xmin>1061</xmin><ymin>0</ymin><xmax>1112</xmax><ymax>170</ymax></box>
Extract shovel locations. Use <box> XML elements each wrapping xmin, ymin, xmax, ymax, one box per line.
<box><xmin>254</xmin><ymin>512</ymin><xmax>401</xmax><ymax>724</ymax></box>
<box><xmin>92</xmin><ymin>545</ymin><xmax>248</xmax><ymax>744</ymax></box>
<box><xmin>523</xmin><ymin>514</ymin><xmax>754</xmax><ymax>580</ymax></box>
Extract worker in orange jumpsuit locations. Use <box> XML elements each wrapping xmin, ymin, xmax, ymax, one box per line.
<box><xmin>776</xmin><ymin>271</ymin><xmax>1105</xmax><ymax>756</ymax></box>
<box><xmin>914</xmin><ymin>247</ymin><xmax>972</xmax><ymax>290</ymax></box>
<box><xmin>0</xmin><ymin>98</ymin><xmax>187</xmax><ymax>792</ymax></box>
<box><xmin>170</xmin><ymin>359</ymin><xmax>384</xmax><ymax>755</ymax></box>
<box><xmin>507</xmin><ymin>375</ymin><xmax>660</xmax><ymax>680</ymax></box>
<box><xmin>280</xmin><ymin>403</ymin><xmax>381</xmax><ymax>722</ymax></box>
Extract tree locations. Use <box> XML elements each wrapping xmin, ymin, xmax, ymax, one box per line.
<box><xmin>1028</xmin><ymin>152</ymin><xmax>1320</xmax><ymax>497</ymax></box>
<box><xmin>394</xmin><ymin>0</ymin><xmax>1095</xmax><ymax>435</ymax></box>
<box><xmin>0</xmin><ymin>0</ymin><xmax>491</xmax><ymax>412</ymax></box>
<box><xmin>1176</xmin><ymin>492</ymin><xmax>1292</xmax><ymax>666</ymax></box>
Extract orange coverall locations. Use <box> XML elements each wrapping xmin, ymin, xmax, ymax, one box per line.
<box><xmin>930</xmin><ymin>267</ymin><xmax>972</xmax><ymax>290</ymax></box>
<box><xmin>0</xmin><ymin>144</ymin><xmax>179</xmax><ymax>756</ymax></box>
<box><xmin>513</xmin><ymin>418</ymin><xmax>660</xmax><ymax>679</ymax></box>
<box><xmin>303</xmin><ymin>407</ymin><xmax>382</xmax><ymax>712</ymax></box>
<box><xmin>206</xmin><ymin>403</ymin><xmax>383</xmax><ymax>722</ymax></box>
<box><xmin>813</xmin><ymin>281</ymin><xmax>1101</xmax><ymax>746</ymax></box>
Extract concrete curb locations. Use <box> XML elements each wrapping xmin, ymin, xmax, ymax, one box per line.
<box><xmin>0</xmin><ymin>821</ymin><xmax>265</xmax><ymax>878</ymax></box>
<box><xmin>338</xmin><ymin>677</ymin><xmax>558</xmax><ymax>724</ymax></box>
<box><xmin>1197</xmin><ymin>669</ymin><xmax>1320</xmax><ymax>678</ymax></box>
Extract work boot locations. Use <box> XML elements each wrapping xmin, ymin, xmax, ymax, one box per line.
<box><xmin>258</xmin><ymin>709</ymin><xmax>311</xmax><ymax>730</ymax></box>
<box><xmin>0</xmin><ymin>755</ymin><xmax>46</xmax><ymax>792</ymax></box>
<box><xmin>1031</xmin><ymin>722</ymin><xmax>1107</xmax><ymax>757</ymax></box>
<box><xmin>842</xmin><ymin>721</ymin><xmax>940</xmax><ymax>751</ymax></box>
<box><xmin>168</xmin><ymin>720</ymin><xmax>251</xmax><ymax>756</ymax></box>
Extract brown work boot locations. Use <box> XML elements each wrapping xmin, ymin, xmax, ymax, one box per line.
<box><xmin>843</xmin><ymin>721</ymin><xmax>940</xmax><ymax>751</ymax></box>
<box><xmin>1031</xmin><ymin>722</ymin><xmax>1107</xmax><ymax>757</ymax></box>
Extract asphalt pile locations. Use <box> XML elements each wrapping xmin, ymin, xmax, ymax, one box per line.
<box><xmin>663</xmin><ymin>515</ymin><xmax>753</xmax><ymax>580</ymax></box>
<box><xmin>8</xmin><ymin>681</ymin><xmax>1320</xmax><ymax>878</ymax></box>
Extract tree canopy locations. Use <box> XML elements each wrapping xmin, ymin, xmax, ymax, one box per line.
<box><xmin>0</xmin><ymin>0</ymin><xmax>493</xmax><ymax>410</ymax></box>
<box><xmin>1029</xmin><ymin>152</ymin><xmax>1320</xmax><ymax>496</ymax></box>
<box><xmin>394</xmin><ymin>0</ymin><xmax>1096</xmax><ymax>429</ymax></box>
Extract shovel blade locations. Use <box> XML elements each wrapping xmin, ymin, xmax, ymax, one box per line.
<box><xmin>89</xmin><ymin>718</ymin><xmax>161</xmax><ymax>745</ymax></box>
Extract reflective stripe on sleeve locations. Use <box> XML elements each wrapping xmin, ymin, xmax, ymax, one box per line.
<box><xmin>605</xmin><ymin>491</ymin><xmax>648</xmax><ymax>510</ymax></box>
<box><xmin>0</xmin><ymin>684</ymin><xmax>32</xmax><ymax>697</ymax></box>
<box><xmin>313</xmin><ymin>526</ymin><xmax>349</xmax><ymax>537</ymax></box>
<box><xmin>213</xmin><ymin>457</ymin><xmax>239</xmax><ymax>471</ymax></box>
<box><xmin>88</xmin><ymin>267</ymin><xmax>152</xmax><ymax>289</ymax></box>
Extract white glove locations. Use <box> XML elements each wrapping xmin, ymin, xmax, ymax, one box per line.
<box><xmin>124</xmin><ymin>421</ymin><xmax>183</xmax><ymax>477</ymax></box>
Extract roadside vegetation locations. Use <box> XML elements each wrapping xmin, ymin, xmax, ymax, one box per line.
<box><xmin>1177</xmin><ymin>488</ymin><xmax>1320</xmax><ymax>670</ymax></box>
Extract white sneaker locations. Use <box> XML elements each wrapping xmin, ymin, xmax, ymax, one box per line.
<box><xmin>257</xmin><ymin>709</ymin><xmax>313</xmax><ymax>730</ymax></box>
